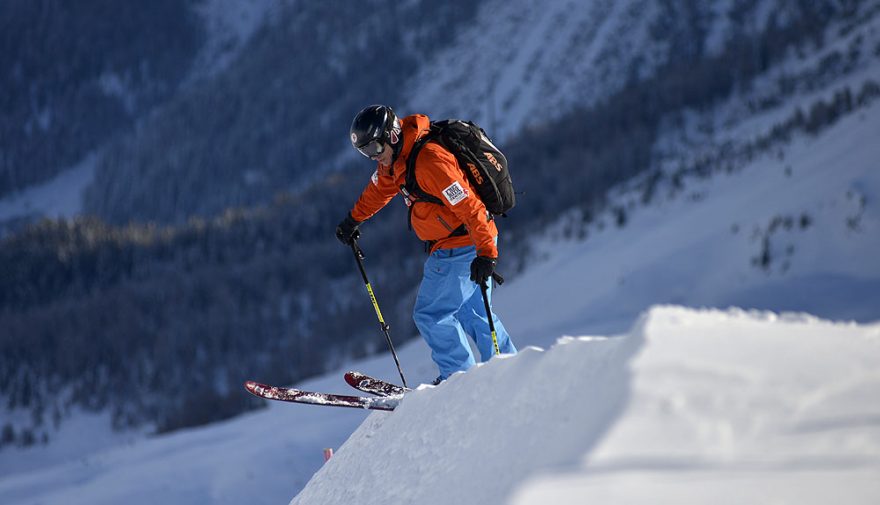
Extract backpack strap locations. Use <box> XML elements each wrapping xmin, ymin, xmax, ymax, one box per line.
<box><xmin>403</xmin><ymin>126</ymin><xmax>444</xmax><ymax>207</ymax></box>
<box><xmin>402</xmin><ymin>125</ymin><xmax>443</xmax><ymax>234</ymax></box>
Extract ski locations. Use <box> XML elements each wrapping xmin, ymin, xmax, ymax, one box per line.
<box><xmin>344</xmin><ymin>371</ymin><xmax>410</xmax><ymax>397</ymax></box>
<box><xmin>244</xmin><ymin>380</ymin><xmax>401</xmax><ymax>411</ymax></box>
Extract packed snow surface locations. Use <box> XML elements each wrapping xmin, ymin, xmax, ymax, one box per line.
<box><xmin>292</xmin><ymin>307</ymin><xmax>880</xmax><ymax>505</ymax></box>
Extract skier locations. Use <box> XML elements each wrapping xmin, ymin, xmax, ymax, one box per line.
<box><xmin>336</xmin><ymin>105</ymin><xmax>517</xmax><ymax>384</ymax></box>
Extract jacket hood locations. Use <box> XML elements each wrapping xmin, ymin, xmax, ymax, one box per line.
<box><xmin>390</xmin><ymin>114</ymin><xmax>430</xmax><ymax>173</ymax></box>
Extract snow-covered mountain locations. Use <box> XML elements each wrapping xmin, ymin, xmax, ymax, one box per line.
<box><xmin>400</xmin><ymin>0</ymin><xmax>671</xmax><ymax>140</ymax></box>
<box><xmin>2</xmin><ymin>1</ymin><xmax>879</xmax><ymax>502</ymax></box>
<box><xmin>1</xmin><ymin>46</ymin><xmax>879</xmax><ymax>502</ymax></box>
<box><xmin>5</xmin><ymin>0</ymin><xmax>829</xmax><ymax>225</ymax></box>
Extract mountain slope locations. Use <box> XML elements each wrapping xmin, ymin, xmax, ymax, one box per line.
<box><xmin>506</xmin><ymin>92</ymin><xmax>880</xmax><ymax>337</ymax></box>
<box><xmin>0</xmin><ymin>0</ymin><xmax>275</xmax><ymax>232</ymax></box>
<box><xmin>82</xmin><ymin>0</ymin><xmax>481</xmax><ymax>224</ymax></box>
<box><xmin>80</xmin><ymin>0</ymin><xmax>828</xmax><ymax>224</ymax></box>
<box><xmin>0</xmin><ymin>0</ymin><xmax>203</xmax><ymax>199</ymax></box>
<box><xmin>402</xmin><ymin>0</ymin><xmax>669</xmax><ymax>140</ymax></box>
<box><xmin>2</xmin><ymin>0</ymin><xmax>878</xmax><ymax>471</ymax></box>
<box><xmin>1</xmin><ymin>77</ymin><xmax>878</xmax><ymax>502</ymax></box>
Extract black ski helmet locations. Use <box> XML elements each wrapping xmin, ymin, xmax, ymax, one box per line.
<box><xmin>350</xmin><ymin>105</ymin><xmax>402</xmax><ymax>159</ymax></box>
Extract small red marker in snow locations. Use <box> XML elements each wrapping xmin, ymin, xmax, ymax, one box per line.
<box><xmin>323</xmin><ymin>448</ymin><xmax>334</xmax><ymax>462</ymax></box>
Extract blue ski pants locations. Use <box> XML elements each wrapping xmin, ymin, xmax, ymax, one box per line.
<box><xmin>413</xmin><ymin>244</ymin><xmax>516</xmax><ymax>379</ymax></box>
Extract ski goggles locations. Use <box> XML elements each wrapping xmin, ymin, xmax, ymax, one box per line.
<box><xmin>356</xmin><ymin>139</ymin><xmax>385</xmax><ymax>159</ymax></box>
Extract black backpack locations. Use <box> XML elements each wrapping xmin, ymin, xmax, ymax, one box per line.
<box><xmin>404</xmin><ymin>120</ymin><xmax>515</xmax><ymax>216</ymax></box>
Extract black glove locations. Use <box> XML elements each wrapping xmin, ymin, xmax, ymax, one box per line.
<box><xmin>335</xmin><ymin>213</ymin><xmax>361</xmax><ymax>245</ymax></box>
<box><xmin>470</xmin><ymin>256</ymin><xmax>497</xmax><ymax>285</ymax></box>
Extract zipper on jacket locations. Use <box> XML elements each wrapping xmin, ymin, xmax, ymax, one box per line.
<box><xmin>436</xmin><ymin>215</ymin><xmax>455</xmax><ymax>233</ymax></box>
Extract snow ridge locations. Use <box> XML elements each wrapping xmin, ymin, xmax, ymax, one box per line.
<box><xmin>291</xmin><ymin>328</ymin><xmax>643</xmax><ymax>505</ymax></box>
<box><xmin>291</xmin><ymin>307</ymin><xmax>880</xmax><ymax>505</ymax></box>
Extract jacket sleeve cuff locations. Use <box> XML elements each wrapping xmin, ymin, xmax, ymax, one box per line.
<box><xmin>476</xmin><ymin>242</ymin><xmax>498</xmax><ymax>258</ymax></box>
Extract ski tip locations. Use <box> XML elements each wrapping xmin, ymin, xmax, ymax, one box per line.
<box><xmin>244</xmin><ymin>380</ymin><xmax>276</xmax><ymax>399</ymax></box>
<box><xmin>345</xmin><ymin>372</ymin><xmax>369</xmax><ymax>389</ymax></box>
<box><xmin>343</xmin><ymin>371</ymin><xmax>365</xmax><ymax>384</ymax></box>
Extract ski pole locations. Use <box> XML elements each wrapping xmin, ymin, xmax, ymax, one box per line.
<box><xmin>479</xmin><ymin>274</ymin><xmax>504</xmax><ymax>356</ymax></box>
<box><xmin>350</xmin><ymin>239</ymin><xmax>408</xmax><ymax>388</ymax></box>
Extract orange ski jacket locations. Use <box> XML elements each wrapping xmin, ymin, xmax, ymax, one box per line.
<box><xmin>350</xmin><ymin>114</ymin><xmax>499</xmax><ymax>258</ymax></box>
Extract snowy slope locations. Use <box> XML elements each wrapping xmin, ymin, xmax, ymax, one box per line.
<box><xmin>2</xmin><ymin>308</ymin><xmax>876</xmax><ymax>505</ymax></box>
<box><xmin>401</xmin><ymin>0</ymin><xmax>666</xmax><ymax>140</ymax></box>
<box><xmin>186</xmin><ymin>0</ymin><xmax>278</xmax><ymax>82</ymax></box>
<box><xmin>400</xmin><ymin>0</ymin><xmax>787</xmax><ymax>141</ymax></box>
<box><xmin>510</xmin><ymin>308</ymin><xmax>880</xmax><ymax>505</ymax></box>
<box><xmin>0</xmin><ymin>153</ymin><xmax>97</xmax><ymax>230</ymax></box>
<box><xmin>0</xmin><ymin>339</ymin><xmax>435</xmax><ymax>505</ymax></box>
<box><xmin>293</xmin><ymin>307</ymin><xmax>880</xmax><ymax>505</ymax></box>
<box><xmin>506</xmin><ymin>94</ymin><xmax>880</xmax><ymax>342</ymax></box>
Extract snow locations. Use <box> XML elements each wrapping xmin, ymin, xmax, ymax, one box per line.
<box><xmin>0</xmin><ymin>409</ymin><xmax>150</xmax><ymax>477</ymax></box>
<box><xmin>400</xmin><ymin>0</ymin><xmax>789</xmax><ymax>142</ymax></box>
<box><xmin>0</xmin><ymin>152</ymin><xmax>97</xmax><ymax>229</ymax></box>
<box><xmin>187</xmin><ymin>0</ymin><xmax>277</xmax><ymax>82</ymax></box>
<box><xmin>98</xmin><ymin>71</ymin><xmax>136</xmax><ymax>114</ymax></box>
<box><xmin>513</xmin><ymin>15</ymin><xmax>880</xmax><ymax>335</ymax></box>
<box><xmin>292</xmin><ymin>307</ymin><xmax>880</xmax><ymax>505</ymax></box>
<box><xmin>402</xmin><ymin>0</ymin><xmax>667</xmax><ymax>141</ymax></box>
<box><xmin>2</xmin><ymin>305</ymin><xmax>877</xmax><ymax>504</ymax></box>
<box><xmin>509</xmin><ymin>308</ymin><xmax>880</xmax><ymax>505</ymax></box>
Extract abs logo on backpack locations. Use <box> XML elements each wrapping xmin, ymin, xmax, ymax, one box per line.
<box><xmin>484</xmin><ymin>152</ymin><xmax>503</xmax><ymax>172</ymax></box>
<box><xmin>467</xmin><ymin>163</ymin><xmax>484</xmax><ymax>185</ymax></box>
